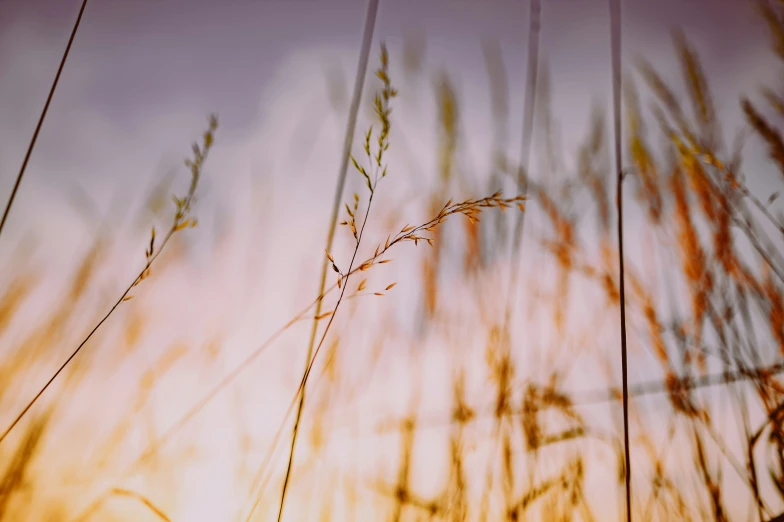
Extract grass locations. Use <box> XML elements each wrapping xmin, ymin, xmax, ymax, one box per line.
<box><xmin>1</xmin><ymin>2</ymin><xmax>784</xmax><ymax>520</ymax></box>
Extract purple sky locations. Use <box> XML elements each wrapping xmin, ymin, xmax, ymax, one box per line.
<box><xmin>0</xmin><ymin>0</ymin><xmax>767</xmax><ymax>133</ymax></box>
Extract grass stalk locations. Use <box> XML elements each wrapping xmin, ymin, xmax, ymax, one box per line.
<box><xmin>0</xmin><ymin>115</ymin><xmax>218</xmax><ymax>446</ymax></box>
<box><xmin>0</xmin><ymin>0</ymin><xmax>89</xmax><ymax>240</ymax></box>
<box><xmin>273</xmin><ymin>0</ymin><xmax>380</xmax><ymax>518</ymax></box>
<box><xmin>609</xmin><ymin>0</ymin><xmax>632</xmax><ymax>519</ymax></box>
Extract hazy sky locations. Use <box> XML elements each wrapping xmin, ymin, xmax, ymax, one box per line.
<box><xmin>0</xmin><ymin>0</ymin><xmax>777</xmax><ymax>221</ymax></box>
<box><xmin>0</xmin><ymin>0</ymin><xmax>777</xmax><ymax>267</ymax></box>
<box><xmin>0</xmin><ymin>0</ymin><xmax>771</xmax><ymax>134</ymax></box>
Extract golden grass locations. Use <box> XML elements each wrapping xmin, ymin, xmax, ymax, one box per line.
<box><xmin>1</xmin><ymin>6</ymin><xmax>784</xmax><ymax>521</ymax></box>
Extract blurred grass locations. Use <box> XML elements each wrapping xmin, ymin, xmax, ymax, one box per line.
<box><xmin>1</xmin><ymin>4</ymin><xmax>784</xmax><ymax>521</ymax></box>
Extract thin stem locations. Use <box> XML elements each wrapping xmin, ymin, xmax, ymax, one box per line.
<box><xmin>273</xmin><ymin>191</ymin><xmax>376</xmax><ymax>522</ymax></box>
<box><xmin>509</xmin><ymin>0</ymin><xmax>541</xmax><ymax>258</ymax></box>
<box><xmin>0</xmin><ymin>233</ymin><xmax>170</xmax><ymax>446</ymax></box>
<box><xmin>609</xmin><ymin>0</ymin><xmax>632</xmax><ymax>519</ymax></box>
<box><xmin>0</xmin><ymin>0</ymin><xmax>89</xmax><ymax>240</ymax></box>
<box><xmin>0</xmin><ymin>117</ymin><xmax>216</xmax><ymax>446</ymax></box>
<box><xmin>357</xmin><ymin>360</ymin><xmax>784</xmax><ymax>435</ymax></box>
<box><xmin>269</xmin><ymin>0</ymin><xmax>379</xmax><ymax>519</ymax></box>
<box><xmin>501</xmin><ymin>0</ymin><xmax>540</xmax><ymax>384</ymax></box>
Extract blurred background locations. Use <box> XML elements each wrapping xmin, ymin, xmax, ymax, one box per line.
<box><xmin>0</xmin><ymin>0</ymin><xmax>783</xmax><ymax>520</ymax></box>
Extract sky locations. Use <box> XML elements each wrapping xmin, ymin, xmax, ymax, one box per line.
<box><xmin>0</xmin><ymin>0</ymin><xmax>782</xmax><ymax>520</ymax></box>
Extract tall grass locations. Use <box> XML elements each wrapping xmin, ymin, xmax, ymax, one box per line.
<box><xmin>1</xmin><ymin>3</ymin><xmax>784</xmax><ymax>521</ymax></box>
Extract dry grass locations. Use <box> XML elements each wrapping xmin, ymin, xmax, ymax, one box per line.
<box><xmin>1</xmin><ymin>4</ymin><xmax>784</xmax><ymax>522</ymax></box>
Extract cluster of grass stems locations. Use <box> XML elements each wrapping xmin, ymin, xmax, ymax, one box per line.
<box><xmin>1</xmin><ymin>2</ymin><xmax>784</xmax><ymax>521</ymax></box>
